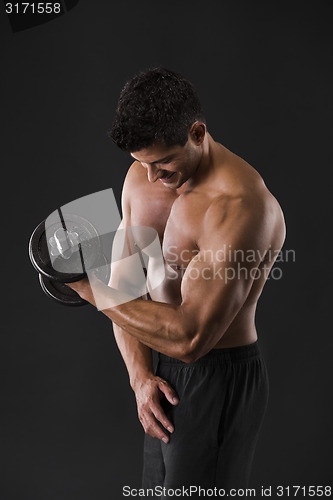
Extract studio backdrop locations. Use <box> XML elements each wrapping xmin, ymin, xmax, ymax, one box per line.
<box><xmin>1</xmin><ymin>1</ymin><xmax>332</xmax><ymax>499</ymax></box>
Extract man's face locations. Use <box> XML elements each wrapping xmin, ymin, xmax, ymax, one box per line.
<box><xmin>130</xmin><ymin>135</ymin><xmax>202</xmax><ymax>189</ymax></box>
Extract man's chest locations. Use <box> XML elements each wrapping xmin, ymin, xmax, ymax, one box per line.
<box><xmin>130</xmin><ymin>189</ymin><xmax>210</xmax><ymax>269</ymax></box>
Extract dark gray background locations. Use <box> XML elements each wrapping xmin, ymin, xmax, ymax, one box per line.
<box><xmin>1</xmin><ymin>1</ymin><xmax>332</xmax><ymax>499</ymax></box>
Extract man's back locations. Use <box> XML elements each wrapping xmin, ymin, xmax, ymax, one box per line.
<box><xmin>122</xmin><ymin>133</ymin><xmax>286</xmax><ymax>348</ymax></box>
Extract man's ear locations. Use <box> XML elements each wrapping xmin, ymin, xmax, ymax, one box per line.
<box><xmin>189</xmin><ymin>122</ymin><xmax>206</xmax><ymax>145</ymax></box>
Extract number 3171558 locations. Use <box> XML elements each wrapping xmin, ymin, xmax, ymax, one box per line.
<box><xmin>5</xmin><ymin>3</ymin><xmax>62</xmax><ymax>14</ymax></box>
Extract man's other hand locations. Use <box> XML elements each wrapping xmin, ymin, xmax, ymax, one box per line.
<box><xmin>133</xmin><ymin>375</ymin><xmax>179</xmax><ymax>443</ymax></box>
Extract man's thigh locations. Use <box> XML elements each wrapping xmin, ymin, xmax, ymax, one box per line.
<box><xmin>142</xmin><ymin>344</ymin><xmax>269</xmax><ymax>492</ymax></box>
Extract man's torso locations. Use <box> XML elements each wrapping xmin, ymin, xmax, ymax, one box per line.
<box><xmin>125</xmin><ymin>138</ymin><xmax>285</xmax><ymax>348</ymax></box>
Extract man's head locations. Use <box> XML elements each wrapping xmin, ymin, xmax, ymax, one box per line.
<box><xmin>109</xmin><ymin>67</ymin><xmax>207</xmax><ymax>188</ymax></box>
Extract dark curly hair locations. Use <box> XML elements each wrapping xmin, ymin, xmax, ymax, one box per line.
<box><xmin>109</xmin><ymin>67</ymin><xmax>206</xmax><ymax>152</ymax></box>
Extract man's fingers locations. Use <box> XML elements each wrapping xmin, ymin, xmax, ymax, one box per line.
<box><xmin>157</xmin><ymin>379</ymin><xmax>179</xmax><ymax>405</ymax></box>
<box><xmin>135</xmin><ymin>376</ymin><xmax>179</xmax><ymax>443</ymax></box>
<box><xmin>151</xmin><ymin>404</ymin><xmax>174</xmax><ymax>434</ymax></box>
<box><xmin>140</xmin><ymin>413</ymin><xmax>170</xmax><ymax>443</ymax></box>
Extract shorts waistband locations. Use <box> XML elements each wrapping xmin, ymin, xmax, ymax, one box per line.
<box><xmin>158</xmin><ymin>341</ymin><xmax>261</xmax><ymax>366</ymax></box>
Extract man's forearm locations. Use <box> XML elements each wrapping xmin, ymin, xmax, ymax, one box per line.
<box><xmin>91</xmin><ymin>280</ymin><xmax>194</xmax><ymax>360</ymax></box>
<box><xmin>69</xmin><ymin>277</ymin><xmax>196</xmax><ymax>360</ymax></box>
<box><xmin>112</xmin><ymin>322</ymin><xmax>154</xmax><ymax>390</ymax></box>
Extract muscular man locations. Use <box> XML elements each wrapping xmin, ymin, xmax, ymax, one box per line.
<box><xmin>68</xmin><ymin>68</ymin><xmax>286</xmax><ymax>492</ymax></box>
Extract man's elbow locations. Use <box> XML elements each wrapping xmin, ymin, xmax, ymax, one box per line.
<box><xmin>177</xmin><ymin>326</ymin><xmax>225</xmax><ymax>364</ymax></box>
<box><xmin>177</xmin><ymin>334</ymin><xmax>205</xmax><ymax>364</ymax></box>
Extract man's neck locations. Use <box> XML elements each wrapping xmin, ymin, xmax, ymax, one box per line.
<box><xmin>180</xmin><ymin>133</ymin><xmax>215</xmax><ymax>192</ymax></box>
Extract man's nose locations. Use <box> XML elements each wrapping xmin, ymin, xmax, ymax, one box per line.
<box><xmin>146</xmin><ymin>164</ymin><xmax>160</xmax><ymax>183</ymax></box>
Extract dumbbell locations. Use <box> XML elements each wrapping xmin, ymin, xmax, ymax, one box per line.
<box><xmin>29</xmin><ymin>210</ymin><xmax>110</xmax><ymax>306</ymax></box>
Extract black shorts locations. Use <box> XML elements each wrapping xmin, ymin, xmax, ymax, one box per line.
<box><xmin>142</xmin><ymin>341</ymin><xmax>269</xmax><ymax>494</ymax></box>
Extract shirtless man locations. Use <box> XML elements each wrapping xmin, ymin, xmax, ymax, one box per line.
<box><xmin>68</xmin><ymin>67</ymin><xmax>286</xmax><ymax>493</ymax></box>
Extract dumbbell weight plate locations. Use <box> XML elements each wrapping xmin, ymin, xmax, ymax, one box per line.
<box><xmin>38</xmin><ymin>253</ymin><xmax>110</xmax><ymax>306</ymax></box>
<box><xmin>39</xmin><ymin>274</ymin><xmax>88</xmax><ymax>306</ymax></box>
<box><xmin>92</xmin><ymin>252</ymin><xmax>111</xmax><ymax>284</ymax></box>
<box><xmin>29</xmin><ymin>215</ymin><xmax>101</xmax><ymax>282</ymax></box>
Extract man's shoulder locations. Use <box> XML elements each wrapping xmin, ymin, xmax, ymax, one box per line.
<box><xmin>122</xmin><ymin>161</ymin><xmax>152</xmax><ymax>204</ymax></box>
<box><xmin>124</xmin><ymin>161</ymin><xmax>147</xmax><ymax>188</ymax></box>
<box><xmin>122</xmin><ymin>161</ymin><xmax>174</xmax><ymax>221</ymax></box>
<box><xmin>123</xmin><ymin>161</ymin><xmax>165</xmax><ymax>194</ymax></box>
<box><xmin>201</xmin><ymin>179</ymin><xmax>285</xmax><ymax>247</ymax></box>
<box><xmin>208</xmin><ymin>150</ymin><xmax>283</xmax><ymax>225</ymax></box>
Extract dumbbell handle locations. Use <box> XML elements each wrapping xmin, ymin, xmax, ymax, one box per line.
<box><xmin>49</xmin><ymin>227</ymin><xmax>79</xmax><ymax>259</ymax></box>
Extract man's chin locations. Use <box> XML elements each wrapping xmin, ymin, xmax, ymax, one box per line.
<box><xmin>166</xmin><ymin>181</ymin><xmax>183</xmax><ymax>190</ymax></box>
<box><xmin>160</xmin><ymin>173</ymin><xmax>187</xmax><ymax>190</ymax></box>
<box><xmin>160</xmin><ymin>175</ymin><xmax>180</xmax><ymax>189</ymax></box>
